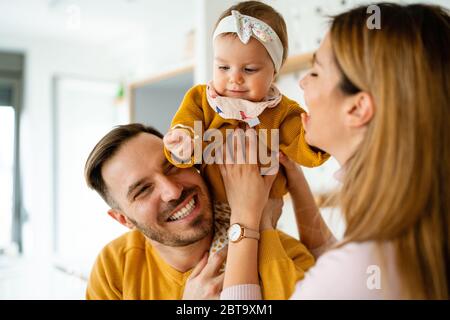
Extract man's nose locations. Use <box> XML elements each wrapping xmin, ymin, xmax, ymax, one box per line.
<box><xmin>157</xmin><ymin>175</ymin><xmax>183</xmax><ymax>203</ymax></box>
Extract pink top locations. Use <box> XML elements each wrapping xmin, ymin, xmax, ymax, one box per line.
<box><xmin>221</xmin><ymin>240</ymin><xmax>403</xmax><ymax>300</ymax></box>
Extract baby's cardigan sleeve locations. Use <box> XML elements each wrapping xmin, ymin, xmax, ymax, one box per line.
<box><xmin>164</xmin><ymin>85</ymin><xmax>207</xmax><ymax>168</ymax></box>
<box><xmin>170</xmin><ymin>85</ymin><xmax>206</xmax><ymax>130</ymax></box>
<box><xmin>279</xmin><ymin>103</ymin><xmax>329</xmax><ymax>167</ymax></box>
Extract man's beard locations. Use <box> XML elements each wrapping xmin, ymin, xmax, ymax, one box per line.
<box><xmin>129</xmin><ymin>187</ymin><xmax>213</xmax><ymax>247</ymax></box>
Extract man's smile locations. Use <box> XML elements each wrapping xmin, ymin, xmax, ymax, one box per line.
<box><xmin>164</xmin><ymin>191</ymin><xmax>201</xmax><ymax>224</ymax></box>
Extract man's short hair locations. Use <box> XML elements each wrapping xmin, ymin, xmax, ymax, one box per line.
<box><xmin>84</xmin><ymin>123</ymin><xmax>163</xmax><ymax>207</ymax></box>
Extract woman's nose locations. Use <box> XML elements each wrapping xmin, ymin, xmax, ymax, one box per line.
<box><xmin>299</xmin><ymin>75</ymin><xmax>307</xmax><ymax>90</ymax></box>
<box><xmin>158</xmin><ymin>175</ymin><xmax>182</xmax><ymax>203</ymax></box>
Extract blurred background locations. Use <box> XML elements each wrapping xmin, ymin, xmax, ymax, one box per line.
<box><xmin>0</xmin><ymin>0</ymin><xmax>448</xmax><ymax>299</ymax></box>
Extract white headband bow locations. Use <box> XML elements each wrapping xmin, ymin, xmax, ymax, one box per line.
<box><xmin>213</xmin><ymin>10</ymin><xmax>284</xmax><ymax>72</ymax></box>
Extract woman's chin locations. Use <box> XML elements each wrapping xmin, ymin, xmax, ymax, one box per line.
<box><xmin>304</xmin><ymin>129</ymin><xmax>318</xmax><ymax>149</ymax></box>
<box><xmin>304</xmin><ymin>132</ymin><xmax>313</xmax><ymax>146</ymax></box>
<box><xmin>301</xmin><ymin>112</ymin><xmax>310</xmax><ymax>129</ymax></box>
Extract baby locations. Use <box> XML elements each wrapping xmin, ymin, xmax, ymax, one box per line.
<box><xmin>163</xmin><ymin>1</ymin><xmax>328</xmax><ymax>254</ymax></box>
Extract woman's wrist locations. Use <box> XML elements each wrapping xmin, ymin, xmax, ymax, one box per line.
<box><xmin>230</xmin><ymin>210</ymin><xmax>261</xmax><ymax>231</ymax></box>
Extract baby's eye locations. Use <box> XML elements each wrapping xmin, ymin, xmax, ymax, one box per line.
<box><xmin>218</xmin><ymin>66</ymin><xmax>229</xmax><ymax>70</ymax></box>
<box><xmin>244</xmin><ymin>68</ymin><xmax>257</xmax><ymax>73</ymax></box>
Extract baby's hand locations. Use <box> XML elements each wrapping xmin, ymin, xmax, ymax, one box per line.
<box><xmin>163</xmin><ymin>128</ymin><xmax>194</xmax><ymax>162</ymax></box>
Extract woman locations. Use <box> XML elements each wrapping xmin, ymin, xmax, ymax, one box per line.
<box><xmin>219</xmin><ymin>3</ymin><xmax>449</xmax><ymax>299</ymax></box>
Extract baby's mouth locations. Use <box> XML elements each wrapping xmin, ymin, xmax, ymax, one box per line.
<box><xmin>227</xmin><ymin>87</ymin><xmax>248</xmax><ymax>94</ymax></box>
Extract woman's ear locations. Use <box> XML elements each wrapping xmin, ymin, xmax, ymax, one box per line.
<box><xmin>107</xmin><ymin>209</ymin><xmax>135</xmax><ymax>229</ymax></box>
<box><xmin>344</xmin><ymin>92</ymin><xmax>374</xmax><ymax>128</ymax></box>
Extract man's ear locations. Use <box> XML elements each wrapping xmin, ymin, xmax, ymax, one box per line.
<box><xmin>344</xmin><ymin>92</ymin><xmax>374</xmax><ymax>128</ymax></box>
<box><xmin>107</xmin><ymin>208</ymin><xmax>135</xmax><ymax>229</ymax></box>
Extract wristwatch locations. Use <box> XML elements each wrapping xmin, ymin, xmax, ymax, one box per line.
<box><xmin>228</xmin><ymin>223</ymin><xmax>260</xmax><ymax>243</ymax></box>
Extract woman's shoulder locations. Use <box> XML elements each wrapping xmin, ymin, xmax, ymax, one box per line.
<box><xmin>291</xmin><ymin>241</ymin><xmax>402</xmax><ymax>299</ymax></box>
<box><xmin>313</xmin><ymin>241</ymin><xmax>383</xmax><ymax>276</ymax></box>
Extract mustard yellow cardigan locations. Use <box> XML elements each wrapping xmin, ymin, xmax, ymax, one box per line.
<box><xmin>164</xmin><ymin>84</ymin><xmax>329</xmax><ymax>202</ymax></box>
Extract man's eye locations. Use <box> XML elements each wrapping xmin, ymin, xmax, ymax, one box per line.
<box><xmin>135</xmin><ymin>185</ymin><xmax>152</xmax><ymax>199</ymax></box>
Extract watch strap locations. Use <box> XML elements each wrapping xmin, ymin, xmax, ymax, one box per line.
<box><xmin>243</xmin><ymin>227</ymin><xmax>260</xmax><ymax>240</ymax></box>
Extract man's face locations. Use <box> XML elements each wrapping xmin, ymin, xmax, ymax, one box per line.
<box><xmin>102</xmin><ymin>133</ymin><xmax>213</xmax><ymax>247</ymax></box>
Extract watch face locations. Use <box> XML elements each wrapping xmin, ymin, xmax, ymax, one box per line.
<box><xmin>228</xmin><ymin>224</ymin><xmax>242</xmax><ymax>242</ymax></box>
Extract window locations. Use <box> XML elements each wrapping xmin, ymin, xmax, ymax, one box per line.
<box><xmin>0</xmin><ymin>106</ymin><xmax>15</xmax><ymax>252</ymax></box>
<box><xmin>0</xmin><ymin>52</ymin><xmax>24</xmax><ymax>255</ymax></box>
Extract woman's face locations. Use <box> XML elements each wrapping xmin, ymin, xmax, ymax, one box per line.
<box><xmin>299</xmin><ymin>33</ymin><xmax>354</xmax><ymax>163</ymax></box>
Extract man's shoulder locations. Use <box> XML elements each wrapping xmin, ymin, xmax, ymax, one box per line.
<box><xmin>101</xmin><ymin>229</ymin><xmax>147</xmax><ymax>257</ymax></box>
<box><xmin>87</xmin><ymin>230</ymin><xmax>150</xmax><ymax>300</ymax></box>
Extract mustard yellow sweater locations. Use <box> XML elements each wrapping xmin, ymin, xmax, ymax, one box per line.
<box><xmin>86</xmin><ymin>229</ymin><xmax>314</xmax><ymax>300</ymax></box>
<box><xmin>164</xmin><ymin>85</ymin><xmax>329</xmax><ymax>202</ymax></box>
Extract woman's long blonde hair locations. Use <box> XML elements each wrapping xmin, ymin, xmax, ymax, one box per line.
<box><xmin>330</xmin><ymin>3</ymin><xmax>449</xmax><ymax>299</ymax></box>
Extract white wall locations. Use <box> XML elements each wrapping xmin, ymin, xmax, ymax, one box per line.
<box><xmin>0</xmin><ymin>4</ymin><xmax>197</xmax><ymax>279</ymax></box>
<box><xmin>0</xmin><ymin>34</ymin><xmax>125</xmax><ymax>258</ymax></box>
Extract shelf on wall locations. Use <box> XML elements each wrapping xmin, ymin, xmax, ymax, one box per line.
<box><xmin>127</xmin><ymin>52</ymin><xmax>313</xmax><ymax>130</ymax></box>
<box><xmin>128</xmin><ymin>52</ymin><xmax>313</xmax><ymax>90</ymax></box>
<box><xmin>129</xmin><ymin>64</ymin><xmax>195</xmax><ymax>91</ymax></box>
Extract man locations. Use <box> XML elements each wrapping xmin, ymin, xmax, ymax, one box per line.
<box><xmin>84</xmin><ymin>123</ymin><xmax>314</xmax><ymax>299</ymax></box>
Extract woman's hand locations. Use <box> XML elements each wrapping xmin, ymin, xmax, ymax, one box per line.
<box><xmin>279</xmin><ymin>151</ymin><xmax>304</xmax><ymax>190</ymax></box>
<box><xmin>259</xmin><ymin>198</ymin><xmax>284</xmax><ymax>231</ymax></box>
<box><xmin>279</xmin><ymin>152</ymin><xmax>335</xmax><ymax>257</ymax></box>
<box><xmin>218</xmin><ymin>129</ymin><xmax>278</xmax><ymax>229</ymax></box>
<box><xmin>182</xmin><ymin>248</ymin><xmax>227</xmax><ymax>300</ymax></box>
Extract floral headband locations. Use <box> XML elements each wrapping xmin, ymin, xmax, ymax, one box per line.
<box><xmin>213</xmin><ymin>10</ymin><xmax>284</xmax><ymax>73</ymax></box>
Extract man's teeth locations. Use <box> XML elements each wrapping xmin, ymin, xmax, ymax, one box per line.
<box><xmin>168</xmin><ymin>198</ymin><xmax>196</xmax><ymax>222</ymax></box>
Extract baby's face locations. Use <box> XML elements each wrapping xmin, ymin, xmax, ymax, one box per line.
<box><xmin>213</xmin><ymin>35</ymin><xmax>275</xmax><ymax>102</ymax></box>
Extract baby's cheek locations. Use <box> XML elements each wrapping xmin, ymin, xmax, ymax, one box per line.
<box><xmin>212</xmin><ymin>74</ymin><xmax>225</xmax><ymax>90</ymax></box>
<box><xmin>214</xmin><ymin>83</ymin><xmax>226</xmax><ymax>96</ymax></box>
